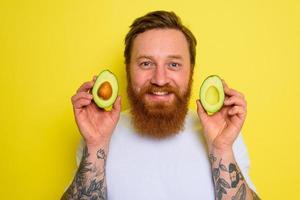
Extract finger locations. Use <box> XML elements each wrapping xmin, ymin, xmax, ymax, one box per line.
<box><xmin>224</xmin><ymin>96</ymin><xmax>247</xmax><ymax>107</ymax></box>
<box><xmin>71</xmin><ymin>92</ymin><xmax>93</xmax><ymax>103</ymax></box>
<box><xmin>88</xmin><ymin>100</ymin><xmax>102</xmax><ymax>112</ymax></box>
<box><xmin>77</xmin><ymin>81</ymin><xmax>94</xmax><ymax>93</ymax></box>
<box><xmin>112</xmin><ymin>96</ymin><xmax>121</xmax><ymax>115</ymax></box>
<box><xmin>224</xmin><ymin>87</ymin><xmax>244</xmax><ymax>98</ymax></box>
<box><xmin>221</xmin><ymin>79</ymin><xmax>228</xmax><ymax>88</ymax></box>
<box><xmin>221</xmin><ymin>79</ymin><xmax>230</xmax><ymax>93</ymax></box>
<box><xmin>220</xmin><ymin>105</ymin><xmax>230</xmax><ymax>117</ymax></box>
<box><xmin>87</xmin><ymin>75</ymin><xmax>98</xmax><ymax>94</ymax></box>
<box><xmin>196</xmin><ymin>99</ymin><xmax>208</xmax><ymax>120</ymax></box>
<box><xmin>228</xmin><ymin>105</ymin><xmax>246</xmax><ymax>117</ymax></box>
<box><xmin>73</xmin><ymin>98</ymin><xmax>92</xmax><ymax>109</ymax></box>
<box><xmin>221</xmin><ymin>80</ymin><xmax>244</xmax><ymax>98</ymax></box>
<box><xmin>93</xmin><ymin>75</ymin><xmax>97</xmax><ymax>81</ymax></box>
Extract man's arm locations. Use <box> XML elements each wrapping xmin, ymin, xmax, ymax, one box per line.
<box><xmin>209</xmin><ymin>149</ymin><xmax>260</xmax><ymax>200</ymax></box>
<box><xmin>61</xmin><ymin>145</ymin><xmax>108</xmax><ymax>200</ymax></box>
<box><xmin>196</xmin><ymin>79</ymin><xmax>261</xmax><ymax>200</ymax></box>
<box><xmin>62</xmin><ymin>76</ymin><xmax>121</xmax><ymax>199</ymax></box>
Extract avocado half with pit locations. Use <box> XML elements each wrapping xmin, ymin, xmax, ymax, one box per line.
<box><xmin>199</xmin><ymin>75</ymin><xmax>225</xmax><ymax>114</ymax></box>
<box><xmin>92</xmin><ymin>70</ymin><xmax>118</xmax><ymax>109</ymax></box>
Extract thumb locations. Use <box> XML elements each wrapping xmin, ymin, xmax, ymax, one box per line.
<box><xmin>196</xmin><ymin>99</ymin><xmax>208</xmax><ymax>121</ymax></box>
<box><xmin>111</xmin><ymin>96</ymin><xmax>121</xmax><ymax>116</ymax></box>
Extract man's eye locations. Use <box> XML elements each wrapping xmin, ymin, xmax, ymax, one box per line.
<box><xmin>140</xmin><ymin>61</ymin><xmax>153</xmax><ymax>68</ymax></box>
<box><xmin>168</xmin><ymin>62</ymin><xmax>180</xmax><ymax>69</ymax></box>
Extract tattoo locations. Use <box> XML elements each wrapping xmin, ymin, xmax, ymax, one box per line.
<box><xmin>231</xmin><ymin>183</ymin><xmax>246</xmax><ymax>200</ymax></box>
<box><xmin>229</xmin><ymin>163</ymin><xmax>244</xmax><ymax>188</ymax></box>
<box><xmin>61</xmin><ymin>146</ymin><xmax>107</xmax><ymax>200</ymax></box>
<box><xmin>210</xmin><ymin>154</ymin><xmax>231</xmax><ymax>200</ymax></box>
<box><xmin>209</xmin><ymin>153</ymin><xmax>217</xmax><ymax>164</ymax></box>
<box><xmin>210</xmin><ymin>154</ymin><xmax>255</xmax><ymax>200</ymax></box>
<box><xmin>97</xmin><ymin>149</ymin><xmax>106</xmax><ymax>160</ymax></box>
<box><xmin>97</xmin><ymin>149</ymin><xmax>107</xmax><ymax>175</ymax></box>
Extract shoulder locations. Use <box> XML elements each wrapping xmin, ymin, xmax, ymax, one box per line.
<box><xmin>117</xmin><ymin>109</ymin><xmax>132</xmax><ymax>127</ymax></box>
<box><xmin>184</xmin><ymin>109</ymin><xmax>203</xmax><ymax>135</ymax></box>
<box><xmin>110</xmin><ymin>109</ymin><xmax>142</xmax><ymax>143</ymax></box>
<box><xmin>114</xmin><ymin>109</ymin><xmax>134</xmax><ymax>135</ymax></box>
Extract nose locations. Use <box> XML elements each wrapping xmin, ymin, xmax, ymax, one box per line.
<box><xmin>150</xmin><ymin>65</ymin><xmax>169</xmax><ymax>86</ymax></box>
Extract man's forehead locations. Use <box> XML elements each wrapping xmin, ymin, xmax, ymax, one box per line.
<box><xmin>131</xmin><ymin>29</ymin><xmax>190</xmax><ymax>60</ymax></box>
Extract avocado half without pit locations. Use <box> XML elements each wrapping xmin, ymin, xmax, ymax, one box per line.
<box><xmin>92</xmin><ymin>70</ymin><xmax>119</xmax><ymax>109</ymax></box>
<box><xmin>199</xmin><ymin>75</ymin><xmax>225</xmax><ymax>114</ymax></box>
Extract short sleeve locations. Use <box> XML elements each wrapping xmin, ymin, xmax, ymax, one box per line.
<box><xmin>233</xmin><ymin>133</ymin><xmax>257</xmax><ymax>193</ymax></box>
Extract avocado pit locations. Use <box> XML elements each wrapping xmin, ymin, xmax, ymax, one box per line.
<box><xmin>98</xmin><ymin>81</ymin><xmax>112</xmax><ymax>100</ymax></box>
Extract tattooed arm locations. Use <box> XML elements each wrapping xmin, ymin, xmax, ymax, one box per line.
<box><xmin>61</xmin><ymin>145</ymin><xmax>108</xmax><ymax>200</ymax></box>
<box><xmin>62</xmin><ymin>77</ymin><xmax>121</xmax><ymax>199</ymax></box>
<box><xmin>209</xmin><ymin>149</ymin><xmax>260</xmax><ymax>200</ymax></box>
<box><xmin>197</xmin><ymin>80</ymin><xmax>260</xmax><ymax>200</ymax></box>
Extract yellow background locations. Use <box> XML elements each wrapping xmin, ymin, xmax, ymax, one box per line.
<box><xmin>1</xmin><ymin>0</ymin><xmax>299</xmax><ymax>199</ymax></box>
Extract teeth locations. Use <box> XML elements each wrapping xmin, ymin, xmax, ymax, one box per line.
<box><xmin>152</xmin><ymin>91</ymin><xmax>168</xmax><ymax>96</ymax></box>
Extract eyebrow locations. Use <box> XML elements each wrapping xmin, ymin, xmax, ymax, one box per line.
<box><xmin>136</xmin><ymin>55</ymin><xmax>154</xmax><ymax>60</ymax></box>
<box><xmin>167</xmin><ymin>55</ymin><xmax>183</xmax><ymax>60</ymax></box>
<box><xmin>136</xmin><ymin>55</ymin><xmax>183</xmax><ymax>60</ymax></box>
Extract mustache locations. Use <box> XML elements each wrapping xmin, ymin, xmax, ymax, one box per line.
<box><xmin>138</xmin><ymin>84</ymin><xmax>183</xmax><ymax>100</ymax></box>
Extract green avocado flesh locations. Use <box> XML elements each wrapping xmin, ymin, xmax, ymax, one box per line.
<box><xmin>199</xmin><ymin>75</ymin><xmax>225</xmax><ymax>114</ymax></box>
<box><xmin>92</xmin><ymin>70</ymin><xmax>118</xmax><ymax>109</ymax></box>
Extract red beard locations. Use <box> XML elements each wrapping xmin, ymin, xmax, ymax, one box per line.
<box><xmin>127</xmin><ymin>77</ymin><xmax>192</xmax><ymax>139</ymax></box>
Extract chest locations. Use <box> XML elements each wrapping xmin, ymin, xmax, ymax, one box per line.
<box><xmin>105</xmin><ymin>131</ymin><xmax>215</xmax><ymax>200</ymax></box>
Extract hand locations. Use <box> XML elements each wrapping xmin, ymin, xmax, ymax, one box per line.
<box><xmin>196</xmin><ymin>80</ymin><xmax>247</xmax><ymax>152</ymax></box>
<box><xmin>71</xmin><ymin>76</ymin><xmax>121</xmax><ymax>148</ymax></box>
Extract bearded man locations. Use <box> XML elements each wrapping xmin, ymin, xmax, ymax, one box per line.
<box><xmin>61</xmin><ymin>10</ymin><xmax>260</xmax><ymax>200</ymax></box>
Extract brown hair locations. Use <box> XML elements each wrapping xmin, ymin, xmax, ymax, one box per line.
<box><xmin>124</xmin><ymin>10</ymin><xmax>197</xmax><ymax>68</ymax></box>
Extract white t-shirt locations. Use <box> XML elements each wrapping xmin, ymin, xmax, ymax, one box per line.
<box><xmin>76</xmin><ymin>110</ymin><xmax>256</xmax><ymax>200</ymax></box>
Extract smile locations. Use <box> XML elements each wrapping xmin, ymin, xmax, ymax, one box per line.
<box><xmin>145</xmin><ymin>92</ymin><xmax>174</xmax><ymax>102</ymax></box>
<box><xmin>152</xmin><ymin>91</ymin><xmax>169</xmax><ymax>96</ymax></box>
